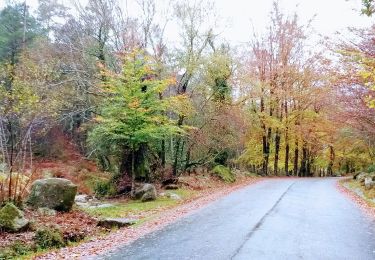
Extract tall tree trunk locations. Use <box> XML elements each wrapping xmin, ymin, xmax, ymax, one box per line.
<box><xmin>185</xmin><ymin>147</ymin><xmax>191</xmax><ymax>172</ymax></box>
<box><xmin>293</xmin><ymin>139</ymin><xmax>299</xmax><ymax>176</ymax></box>
<box><xmin>160</xmin><ymin>139</ymin><xmax>166</xmax><ymax>168</ymax></box>
<box><xmin>300</xmin><ymin>142</ymin><xmax>308</xmax><ymax>177</ymax></box>
<box><xmin>8</xmin><ymin>120</ymin><xmax>13</xmax><ymax>200</ymax></box>
<box><xmin>306</xmin><ymin>149</ymin><xmax>311</xmax><ymax>177</ymax></box>
<box><xmin>327</xmin><ymin>145</ymin><xmax>335</xmax><ymax>176</ymax></box>
<box><xmin>274</xmin><ymin>100</ymin><xmax>283</xmax><ymax>176</ymax></box>
<box><xmin>172</xmin><ymin>138</ymin><xmax>181</xmax><ymax>176</ymax></box>
<box><xmin>131</xmin><ymin>146</ymin><xmax>135</xmax><ymax>196</ymax></box>
<box><xmin>172</xmin><ymin>115</ymin><xmax>184</xmax><ymax>176</ymax></box>
<box><xmin>274</xmin><ymin>131</ymin><xmax>280</xmax><ymax>175</ymax></box>
<box><xmin>284</xmin><ymin>100</ymin><xmax>289</xmax><ymax>175</ymax></box>
<box><xmin>262</xmin><ymin>135</ymin><xmax>268</xmax><ymax>176</ymax></box>
<box><xmin>260</xmin><ymin>93</ymin><xmax>269</xmax><ymax>176</ymax></box>
<box><xmin>285</xmin><ymin>142</ymin><xmax>289</xmax><ymax>175</ymax></box>
<box><xmin>159</xmin><ymin>93</ymin><xmax>166</xmax><ymax>168</ymax></box>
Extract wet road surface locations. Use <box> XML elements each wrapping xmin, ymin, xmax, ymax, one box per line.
<box><xmin>99</xmin><ymin>178</ymin><xmax>375</xmax><ymax>260</ymax></box>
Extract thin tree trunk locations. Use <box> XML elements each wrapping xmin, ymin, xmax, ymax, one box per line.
<box><xmin>8</xmin><ymin>120</ymin><xmax>14</xmax><ymax>200</ymax></box>
<box><xmin>131</xmin><ymin>146</ymin><xmax>135</xmax><ymax>196</ymax></box>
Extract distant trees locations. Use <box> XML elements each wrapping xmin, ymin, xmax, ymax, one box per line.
<box><xmin>237</xmin><ymin>3</ymin><xmax>364</xmax><ymax>177</ymax></box>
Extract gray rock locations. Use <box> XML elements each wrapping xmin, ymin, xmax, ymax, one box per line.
<box><xmin>355</xmin><ymin>172</ymin><xmax>368</xmax><ymax>182</ymax></box>
<box><xmin>37</xmin><ymin>207</ymin><xmax>57</xmax><ymax>216</ymax></box>
<box><xmin>97</xmin><ymin>218</ymin><xmax>137</xmax><ymax>228</ymax></box>
<box><xmin>0</xmin><ymin>203</ymin><xmax>29</xmax><ymax>232</ymax></box>
<box><xmin>76</xmin><ymin>202</ymin><xmax>90</xmax><ymax>208</ymax></box>
<box><xmin>27</xmin><ymin>178</ymin><xmax>77</xmax><ymax>212</ymax></box>
<box><xmin>141</xmin><ymin>192</ymin><xmax>157</xmax><ymax>202</ymax></box>
<box><xmin>134</xmin><ymin>183</ymin><xmax>157</xmax><ymax>202</ymax></box>
<box><xmin>88</xmin><ymin>203</ymin><xmax>113</xmax><ymax>209</ymax></box>
<box><xmin>160</xmin><ymin>192</ymin><xmax>181</xmax><ymax>200</ymax></box>
<box><xmin>75</xmin><ymin>194</ymin><xmax>90</xmax><ymax>203</ymax></box>
<box><xmin>168</xmin><ymin>192</ymin><xmax>182</xmax><ymax>200</ymax></box>
<box><xmin>364</xmin><ymin>177</ymin><xmax>375</xmax><ymax>189</ymax></box>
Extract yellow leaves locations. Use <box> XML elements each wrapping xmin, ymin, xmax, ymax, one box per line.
<box><xmin>167</xmin><ymin>94</ymin><xmax>195</xmax><ymax>117</ymax></box>
<box><xmin>167</xmin><ymin>77</ymin><xmax>177</xmax><ymax>86</ymax></box>
<box><xmin>94</xmin><ymin>116</ymin><xmax>105</xmax><ymax>123</ymax></box>
<box><xmin>129</xmin><ymin>99</ymin><xmax>140</xmax><ymax>109</ymax></box>
<box><xmin>0</xmin><ymin>172</ymin><xmax>6</xmax><ymax>182</ymax></box>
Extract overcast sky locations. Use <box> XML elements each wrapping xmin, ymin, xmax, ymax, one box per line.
<box><xmin>1</xmin><ymin>0</ymin><xmax>373</xmax><ymax>44</ymax></box>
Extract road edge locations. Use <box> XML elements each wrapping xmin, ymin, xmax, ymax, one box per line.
<box><xmin>336</xmin><ymin>178</ymin><xmax>375</xmax><ymax>218</ymax></box>
<box><xmin>36</xmin><ymin>177</ymin><xmax>263</xmax><ymax>259</ymax></box>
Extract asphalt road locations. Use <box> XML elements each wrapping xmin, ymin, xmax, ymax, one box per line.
<box><xmin>99</xmin><ymin>178</ymin><xmax>375</xmax><ymax>260</ymax></box>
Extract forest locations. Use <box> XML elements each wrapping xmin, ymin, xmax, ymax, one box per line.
<box><xmin>0</xmin><ymin>0</ymin><xmax>374</xmax><ymax>203</ymax></box>
<box><xmin>1</xmin><ymin>0</ymin><xmax>375</xmax><ymax>259</ymax></box>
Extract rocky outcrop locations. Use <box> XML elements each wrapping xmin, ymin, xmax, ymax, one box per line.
<box><xmin>0</xmin><ymin>203</ymin><xmax>29</xmax><ymax>232</ymax></box>
<box><xmin>134</xmin><ymin>183</ymin><xmax>157</xmax><ymax>202</ymax></box>
<box><xmin>27</xmin><ymin>178</ymin><xmax>77</xmax><ymax>212</ymax></box>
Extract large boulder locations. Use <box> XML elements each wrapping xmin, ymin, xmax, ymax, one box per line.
<box><xmin>355</xmin><ymin>172</ymin><xmax>370</xmax><ymax>182</ymax></box>
<box><xmin>365</xmin><ymin>177</ymin><xmax>375</xmax><ymax>189</ymax></box>
<box><xmin>0</xmin><ymin>203</ymin><xmax>29</xmax><ymax>232</ymax></box>
<box><xmin>134</xmin><ymin>183</ymin><xmax>157</xmax><ymax>202</ymax></box>
<box><xmin>27</xmin><ymin>178</ymin><xmax>77</xmax><ymax>212</ymax></box>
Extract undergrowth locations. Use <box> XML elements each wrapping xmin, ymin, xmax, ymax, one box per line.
<box><xmin>212</xmin><ymin>165</ymin><xmax>236</xmax><ymax>183</ymax></box>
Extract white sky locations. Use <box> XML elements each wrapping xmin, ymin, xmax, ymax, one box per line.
<box><xmin>0</xmin><ymin>0</ymin><xmax>373</xmax><ymax>44</ymax></box>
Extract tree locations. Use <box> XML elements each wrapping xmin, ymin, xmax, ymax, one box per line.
<box><xmin>0</xmin><ymin>2</ymin><xmax>47</xmax><ymax>204</ymax></box>
<box><xmin>88</xmin><ymin>49</ymin><xmax>184</xmax><ymax>193</ymax></box>
<box><xmin>171</xmin><ymin>0</ymin><xmax>217</xmax><ymax>175</ymax></box>
<box><xmin>362</xmin><ymin>0</ymin><xmax>375</xmax><ymax>16</ymax></box>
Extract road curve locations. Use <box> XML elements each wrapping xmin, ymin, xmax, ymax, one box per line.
<box><xmin>98</xmin><ymin>178</ymin><xmax>375</xmax><ymax>260</ymax></box>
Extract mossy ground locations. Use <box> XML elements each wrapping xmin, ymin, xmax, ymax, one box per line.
<box><xmin>82</xmin><ymin>189</ymin><xmax>196</xmax><ymax>219</ymax></box>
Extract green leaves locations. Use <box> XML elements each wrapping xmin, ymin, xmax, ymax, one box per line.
<box><xmin>89</xmin><ymin>48</ymin><xmax>185</xmax><ymax>153</ymax></box>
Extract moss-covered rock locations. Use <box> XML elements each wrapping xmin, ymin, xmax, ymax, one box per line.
<box><xmin>134</xmin><ymin>184</ymin><xmax>157</xmax><ymax>202</ymax></box>
<box><xmin>212</xmin><ymin>165</ymin><xmax>236</xmax><ymax>183</ymax></box>
<box><xmin>27</xmin><ymin>178</ymin><xmax>77</xmax><ymax>212</ymax></box>
<box><xmin>0</xmin><ymin>203</ymin><xmax>29</xmax><ymax>232</ymax></box>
